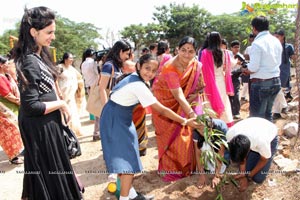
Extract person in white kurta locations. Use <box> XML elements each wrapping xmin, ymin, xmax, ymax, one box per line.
<box><xmin>57</xmin><ymin>53</ymin><xmax>83</xmax><ymax>136</ymax></box>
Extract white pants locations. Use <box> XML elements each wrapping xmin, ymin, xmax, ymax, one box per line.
<box><xmin>272</xmin><ymin>89</ymin><xmax>287</xmax><ymax>113</ymax></box>
<box><xmin>240</xmin><ymin>82</ymin><xmax>249</xmax><ymax>99</ymax></box>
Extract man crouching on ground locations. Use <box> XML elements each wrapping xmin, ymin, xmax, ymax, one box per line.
<box><xmin>226</xmin><ymin>117</ymin><xmax>278</xmax><ymax>192</ymax></box>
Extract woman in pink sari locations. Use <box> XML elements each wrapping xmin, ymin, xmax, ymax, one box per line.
<box><xmin>152</xmin><ymin>36</ymin><xmax>205</xmax><ymax>182</ymax></box>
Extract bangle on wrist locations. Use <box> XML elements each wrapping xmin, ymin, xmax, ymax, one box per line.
<box><xmin>181</xmin><ymin>118</ymin><xmax>188</xmax><ymax>126</ymax></box>
<box><xmin>188</xmin><ymin>110</ymin><xmax>194</xmax><ymax>117</ymax></box>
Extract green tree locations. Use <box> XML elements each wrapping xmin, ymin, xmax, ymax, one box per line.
<box><xmin>121</xmin><ymin>3</ymin><xmax>213</xmax><ymax>51</ymax></box>
<box><xmin>269</xmin><ymin>8</ymin><xmax>296</xmax><ymax>43</ymax></box>
<box><xmin>0</xmin><ymin>15</ymin><xmax>102</xmax><ymax>63</ymax></box>
<box><xmin>0</xmin><ymin>29</ymin><xmax>19</xmax><ymax>55</ymax></box>
<box><xmin>120</xmin><ymin>23</ymin><xmax>163</xmax><ymax>52</ymax></box>
<box><xmin>152</xmin><ymin>3</ymin><xmax>212</xmax><ymax>48</ymax></box>
<box><xmin>233</xmin><ymin>0</ymin><xmax>296</xmax><ymax>46</ymax></box>
<box><xmin>120</xmin><ymin>24</ymin><xmax>147</xmax><ymax>52</ymax></box>
<box><xmin>51</xmin><ymin>15</ymin><xmax>101</xmax><ymax>61</ymax></box>
<box><xmin>209</xmin><ymin>14</ymin><xmax>250</xmax><ymax>50</ymax></box>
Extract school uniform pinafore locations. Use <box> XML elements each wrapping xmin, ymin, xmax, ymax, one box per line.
<box><xmin>100</xmin><ymin>75</ymin><xmax>143</xmax><ymax>174</ymax></box>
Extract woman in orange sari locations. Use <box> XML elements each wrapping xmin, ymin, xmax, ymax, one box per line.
<box><xmin>152</xmin><ymin>36</ymin><xmax>205</xmax><ymax>181</ymax></box>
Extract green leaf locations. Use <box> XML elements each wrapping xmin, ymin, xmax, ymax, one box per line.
<box><xmin>204</xmin><ymin>127</ymin><xmax>208</xmax><ymax>142</ymax></box>
<box><xmin>230</xmin><ymin>177</ymin><xmax>239</xmax><ymax>188</ymax></box>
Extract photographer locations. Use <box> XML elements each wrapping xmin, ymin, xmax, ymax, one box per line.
<box><xmin>94</xmin><ymin>48</ymin><xmax>110</xmax><ymax>74</ymax></box>
<box><xmin>81</xmin><ymin>48</ymin><xmax>101</xmax><ymax>141</ymax></box>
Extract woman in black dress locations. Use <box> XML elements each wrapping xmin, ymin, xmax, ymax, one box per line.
<box><xmin>12</xmin><ymin>6</ymin><xmax>82</xmax><ymax>200</ymax></box>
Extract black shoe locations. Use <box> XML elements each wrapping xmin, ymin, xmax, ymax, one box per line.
<box><xmin>273</xmin><ymin>113</ymin><xmax>282</xmax><ymax>120</ymax></box>
<box><xmin>92</xmin><ymin>135</ymin><xmax>100</xmax><ymax>141</ymax></box>
<box><xmin>131</xmin><ymin>192</ymin><xmax>147</xmax><ymax>200</ymax></box>
<box><xmin>285</xmin><ymin>92</ymin><xmax>293</xmax><ymax>103</ymax></box>
<box><xmin>9</xmin><ymin>157</ymin><xmax>24</xmax><ymax>165</ymax></box>
<box><xmin>139</xmin><ymin>149</ymin><xmax>147</xmax><ymax>157</ymax></box>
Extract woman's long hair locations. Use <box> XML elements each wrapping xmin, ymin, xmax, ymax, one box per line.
<box><xmin>12</xmin><ymin>6</ymin><xmax>57</xmax><ymax>85</ymax></box>
<box><xmin>104</xmin><ymin>40</ymin><xmax>132</xmax><ymax>68</ymax></box>
<box><xmin>201</xmin><ymin>32</ymin><xmax>223</xmax><ymax>68</ymax></box>
<box><xmin>275</xmin><ymin>29</ymin><xmax>288</xmax><ymax>64</ymax></box>
<box><xmin>156</xmin><ymin>40</ymin><xmax>169</xmax><ymax>56</ymax></box>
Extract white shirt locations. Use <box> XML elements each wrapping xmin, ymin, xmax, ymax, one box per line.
<box><xmin>226</xmin><ymin>117</ymin><xmax>278</xmax><ymax>158</ymax></box>
<box><xmin>110</xmin><ymin>73</ymin><xmax>157</xmax><ymax>107</ymax></box>
<box><xmin>248</xmin><ymin>31</ymin><xmax>282</xmax><ymax>79</ymax></box>
<box><xmin>228</xmin><ymin>50</ymin><xmax>241</xmax><ymax>71</ymax></box>
<box><xmin>81</xmin><ymin>57</ymin><xmax>99</xmax><ymax>87</ymax></box>
<box><xmin>244</xmin><ymin>46</ymin><xmax>252</xmax><ymax>56</ymax></box>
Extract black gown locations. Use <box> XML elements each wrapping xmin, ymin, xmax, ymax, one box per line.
<box><xmin>18</xmin><ymin>54</ymin><xmax>82</xmax><ymax>200</ymax></box>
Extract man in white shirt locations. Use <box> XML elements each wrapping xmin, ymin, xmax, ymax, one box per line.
<box><xmin>242</xmin><ymin>16</ymin><xmax>282</xmax><ymax>121</ymax></box>
<box><xmin>226</xmin><ymin>117</ymin><xmax>278</xmax><ymax>192</ymax></box>
<box><xmin>81</xmin><ymin>48</ymin><xmax>100</xmax><ymax>141</ymax></box>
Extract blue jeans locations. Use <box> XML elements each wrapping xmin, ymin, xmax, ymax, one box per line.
<box><xmin>246</xmin><ymin>136</ymin><xmax>278</xmax><ymax>183</ymax></box>
<box><xmin>249</xmin><ymin>77</ymin><xmax>281</xmax><ymax>121</ymax></box>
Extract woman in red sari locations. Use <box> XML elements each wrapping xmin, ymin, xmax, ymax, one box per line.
<box><xmin>0</xmin><ymin>55</ymin><xmax>24</xmax><ymax>164</ymax></box>
<box><xmin>152</xmin><ymin>36</ymin><xmax>205</xmax><ymax>181</ymax></box>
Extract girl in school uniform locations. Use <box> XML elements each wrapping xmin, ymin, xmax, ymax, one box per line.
<box><xmin>100</xmin><ymin>53</ymin><xmax>202</xmax><ymax>200</ymax></box>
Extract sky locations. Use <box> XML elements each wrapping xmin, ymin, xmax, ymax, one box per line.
<box><xmin>0</xmin><ymin>0</ymin><xmax>297</xmax><ymax>36</ymax></box>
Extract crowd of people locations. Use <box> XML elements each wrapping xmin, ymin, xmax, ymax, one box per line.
<box><xmin>0</xmin><ymin>5</ymin><xmax>296</xmax><ymax>200</ymax></box>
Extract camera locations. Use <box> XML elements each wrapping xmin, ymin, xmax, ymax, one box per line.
<box><xmin>234</xmin><ymin>53</ymin><xmax>248</xmax><ymax>68</ymax></box>
<box><xmin>94</xmin><ymin>48</ymin><xmax>110</xmax><ymax>62</ymax></box>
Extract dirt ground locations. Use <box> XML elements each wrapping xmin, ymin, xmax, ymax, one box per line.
<box><xmin>1</xmin><ymin>106</ymin><xmax>300</xmax><ymax>200</ymax></box>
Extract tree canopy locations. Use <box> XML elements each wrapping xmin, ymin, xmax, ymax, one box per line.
<box><xmin>0</xmin><ymin>15</ymin><xmax>101</xmax><ymax>62</ymax></box>
<box><xmin>121</xmin><ymin>2</ymin><xmax>296</xmax><ymax>53</ymax></box>
<box><xmin>0</xmin><ymin>1</ymin><xmax>296</xmax><ymax>59</ymax></box>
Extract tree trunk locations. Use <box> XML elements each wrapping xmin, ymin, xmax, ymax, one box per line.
<box><xmin>293</xmin><ymin>0</ymin><xmax>300</xmax><ymax>146</ymax></box>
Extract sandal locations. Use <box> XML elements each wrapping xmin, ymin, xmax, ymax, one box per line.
<box><xmin>9</xmin><ymin>157</ymin><xmax>24</xmax><ymax>165</ymax></box>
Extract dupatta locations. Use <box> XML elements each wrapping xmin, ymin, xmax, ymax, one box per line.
<box><xmin>200</xmin><ymin>49</ymin><xmax>233</xmax><ymax>117</ymax></box>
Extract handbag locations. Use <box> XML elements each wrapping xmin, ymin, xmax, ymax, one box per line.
<box><xmin>86</xmin><ymin>64</ymin><xmax>114</xmax><ymax>117</ymax></box>
<box><xmin>62</xmin><ymin>115</ymin><xmax>82</xmax><ymax>159</ymax></box>
<box><xmin>86</xmin><ymin>84</ymin><xmax>103</xmax><ymax>117</ymax></box>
